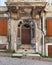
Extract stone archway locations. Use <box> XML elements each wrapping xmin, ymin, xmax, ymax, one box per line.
<box><xmin>16</xmin><ymin>18</ymin><xmax>39</xmax><ymax>53</ymax></box>
<box><xmin>17</xmin><ymin>19</ymin><xmax>36</xmax><ymax>45</ymax></box>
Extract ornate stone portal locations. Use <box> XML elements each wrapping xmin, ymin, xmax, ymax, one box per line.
<box><xmin>6</xmin><ymin>2</ymin><xmax>46</xmax><ymax>54</ymax></box>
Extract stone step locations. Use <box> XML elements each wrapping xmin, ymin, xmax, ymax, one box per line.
<box><xmin>17</xmin><ymin>44</ymin><xmax>36</xmax><ymax>49</ymax></box>
<box><xmin>17</xmin><ymin>44</ymin><xmax>36</xmax><ymax>54</ymax></box>
<box><xmin>22</xmin><ymin>56</ymin><xmax>40</xmax><ymax>60</ymax></box>
<box><xmin>12</xmin><ymin>53</ymin><xmax>40</xmax><ymax>57</ymax></box>
<box><xmin>16</xmin><ymin>49</ymin><xmax>35</xmax><ymax>54</ymax></box>
<box><xmin>19</xmin><ymin>45</ymin><xmax>32</xmax><ymax>49</ymax></box>
<box><xmin>12</xmin><ymin>53</ymin><xmax>40</xmax><ymax>60</ymax></box>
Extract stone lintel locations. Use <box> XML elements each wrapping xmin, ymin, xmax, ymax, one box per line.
<box><xmin>6</xmin><ymin>2</ymin><xmax>47</xmax><ymax>7</ymax></box>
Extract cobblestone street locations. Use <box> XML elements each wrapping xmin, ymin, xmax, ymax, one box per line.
<box><xmin>0</xmin><ymin>57</ymin><xmax>52</xmax><ymax>65</ymax></box>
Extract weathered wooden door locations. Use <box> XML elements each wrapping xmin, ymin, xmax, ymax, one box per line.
<box><xmin>48</xmin><ymin>45</ymin><xmax>52</xmax><ymax>56</ymax></box>
<box><xmin>0</xmin><ymin>18</ymin><xmax>7</xmax><ymax>36</ymax></box>
<box><xmin>21</xmin><ymin>28</ymin><xmax>31</xmax><ymax>44</ymax></box>
<box><xmin>0</xmin><ymin>18</ymin><xmax>7</xmax><ymax>49</ymax></box>
<box><xmin>47</xmin><ymin>18</ymin><xmax>52</xmax><ymax>36</ymax></box>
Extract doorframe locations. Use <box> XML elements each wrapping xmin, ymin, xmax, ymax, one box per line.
<box><xmin>20</xmin><ymin>20</ymin><xmax>36</xmax><ymax>45</ymax></box>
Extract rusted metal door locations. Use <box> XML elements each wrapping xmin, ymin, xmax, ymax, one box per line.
<box><xmin>21</xmin><ymin>28</ymin><xmax>31</xmax><ymax>44</ymax></box>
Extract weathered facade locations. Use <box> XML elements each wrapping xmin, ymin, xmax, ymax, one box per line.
<box><xmin>0</xmin><ymin>0</ymin><xmax>52</xmax><ymax>56</ymax></box>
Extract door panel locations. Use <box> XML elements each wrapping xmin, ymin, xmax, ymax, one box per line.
<box><xmin>21</xmin><ymin>28</ymin><xmax>30</xmax><ymax>44</ymax></box>
<box><xmin>48</xmin><ymin>45</ymin><xmax>52</xmax><ymax>56</ymax></box>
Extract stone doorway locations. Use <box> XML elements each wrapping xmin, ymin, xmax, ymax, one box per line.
<box><xmin>17</xmin><ymin>19</ymin><xmax>36</xmax><ymax>54</ymax></box>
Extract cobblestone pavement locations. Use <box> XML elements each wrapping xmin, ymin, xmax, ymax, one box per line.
<box><xmin>0</xmin><ymin>57</ymin><xmax>52</xmax><ymax>65</ymax></box>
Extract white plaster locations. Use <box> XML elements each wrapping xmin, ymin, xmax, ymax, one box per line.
<box><xmin>36</xmin><ymin>42</ymin><xmax>39</xmax><ymax>52</ymax></box>
<box><xmin>12</xmin><ymin>53</ymin><xmax>23</xmax><ymax>56</ymax></box>
<box><xmin>27</xmin><ymin>54</ymin><xmax>40</xmax><ymax>56</ymax></box>
<box><xmin>0</xmin><ymin>36</ymin><xmax>8</xmax><ymax>44</ymax></box>
<box><xmin>6</xmin><ymin>43</ymin><xmax>9</xmax><ymax>49</ymax></box>
<box><xmin>0</xmin><ymin>36</ymin><xmax>8</xmax><ymax>49</ymax></box>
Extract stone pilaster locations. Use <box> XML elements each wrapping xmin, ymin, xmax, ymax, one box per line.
<box><xmin>35</xmin><ymin>20</ymin><xmax>42</xmax><ymax>53</ymax></box>
<box><xmin>10</xmin><ymin>19</ymin><xmax>17</xmax><ymax>51</ymax></box>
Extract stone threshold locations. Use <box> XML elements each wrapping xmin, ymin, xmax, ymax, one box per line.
<box><xmin>12</xmin><ymin>53</ymin><xmax>40</xmax><ymax>57</ymax></box>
